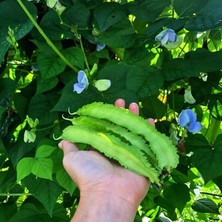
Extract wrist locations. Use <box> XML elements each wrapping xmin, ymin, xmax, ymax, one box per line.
<box><xmin>72</xmin><ymin>190</ymin><xmax>139</xmax><ymax>222</ymax></box>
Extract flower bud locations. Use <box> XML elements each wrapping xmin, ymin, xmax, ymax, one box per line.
<box><xmin>94</xmin><ymin>79</ymin><xmax>111</xmax><ymax>92</ymax></box>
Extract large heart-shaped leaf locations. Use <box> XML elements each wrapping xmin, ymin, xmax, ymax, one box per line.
<box><xmin>186</xmin><ymin>134</ymin><xmax>222</xmax><ymax>182</ymax></box>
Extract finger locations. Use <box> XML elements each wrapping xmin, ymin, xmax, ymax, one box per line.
<box><xmin>129</xmin><ymin>102</ymin><xmax>139</xmax><ymax>115</ymax></box>
<box><xmin>148</xmin><ymin>118</ymin><xmax>155</xmax><ymax>127</ymax></box>
<box><xmin>115</xmin><ymin>98</ymin><xmax>125</xmax><ymax>108</ymax></box>
<box><xmin>58</xmin><ymin>140</ymin><xmax>79</xmax><ymax>155</ymax></box>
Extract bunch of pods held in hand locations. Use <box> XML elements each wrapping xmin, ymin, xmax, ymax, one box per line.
<box><xmin>60</xmin><ymin>102</ymin><xmax>179</xmax><ymax>184</ymax></box>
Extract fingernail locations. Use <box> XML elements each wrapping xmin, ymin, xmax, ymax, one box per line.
<box><xmin>148</xmin><ymin>118</ymin><xmax>155</xmax><ymax>127</ymax></box>
<box><xmin>58</xmin><ymin>141</ymin><xmax>63</xmax><ymax>149</ymax></box>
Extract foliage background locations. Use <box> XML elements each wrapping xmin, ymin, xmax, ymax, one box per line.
<box><xmin>0</xmin><ymin>0</ymin><xmax>222</xmax><ymax>221</ymax></box>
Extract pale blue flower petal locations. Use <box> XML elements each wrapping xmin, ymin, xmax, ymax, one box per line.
<box><xmin>178</xmin><ymin>109</ymin><xmax>197</xmax><ymax>127</ymax></box>
<box><xmin>179</xmin><ymin>109</ymin><xmax>202</xmax><ymax>133</ymax></box>
<box><xmin>73</xmin><ymin>82</ymin><xmax>85</xmax><ymax>94</ymax></box>
<box><xmin>77</xmin><ymin>70</ymin><xmax>86</xmax><ymax>83</ymax></box>
<box><xmin>188</xmin><ymin>122</ymin><xmax>202</xmax><ymax>133</ymax></box>
<box><xmin>155</xmin><ymin>32</ymin><xmax>168</xmax><ymax>44</ymax></box>
<box><xmin>185</xmin><ymin>109</ymin><xmax>197</xmax><ymax>123</ymax></box>
<box><xmin>155</xmin><ymin>29</ymin><xmax>177</xmax><ymax>45</ymax></box>
<box><xmin>167</xmin><ymin>29</ymin><xmax>177</xmax><ymax>43</ymax></box>
<box><xmin>96</xmin><ymin>43</ymin><xmax>106</xmax><ymax>51</ymax></box>
<box><xmin>78</xmin><ymin>70</ymin><xmax>89</xmax><ymax>86</ymax></box>
<box><xmin>158</xmin><ymin>34</ymin><xmax>169</xmax><ymax>45</ymax></box>
<box><xmin>73</xmin><ymin>70</ymin><xmax>89</xmax><ymax>94</ymax></box>
<box><xmin>178</xmin><ymin>110</ymin><xmax>191</xmax><ymax>127</ymax></box>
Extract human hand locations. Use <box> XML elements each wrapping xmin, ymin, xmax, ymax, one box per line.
<box><xmin>59</xmin><ymin>99</ymin><xmax>154</xmax><ymax>222</ymax></box>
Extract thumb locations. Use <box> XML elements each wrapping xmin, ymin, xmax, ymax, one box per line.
<box><xmin>58</xmin><ymin>140</ymin><xmax>79</xmax><ymax>155</ymax></box>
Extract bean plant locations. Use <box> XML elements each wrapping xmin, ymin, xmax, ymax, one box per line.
<box><xmin>0</xmin><ymin>0</ymin><xmax>222</xmax><ymax>221</ymax></box>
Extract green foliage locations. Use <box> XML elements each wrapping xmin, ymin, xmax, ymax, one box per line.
<box><xmin>1</xmin><ymin>0</ymin><xmax>222</xmax><ymax>221</ymax></box>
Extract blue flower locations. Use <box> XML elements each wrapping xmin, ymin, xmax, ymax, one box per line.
<box><xmin>155</xmin><ymin>29</ymin><xmax>177</xmax><ymax>45</ymax></box>
<box><xmin>73</xmin><ymin>70</ymin><xmax>89</xmax><ymax>94</ymax></box>
<box><xmin>96</xmin><ymin>43</ymin><xmax>106</xmax><ymax>51</ymax></box>
<box><xmin>178</xmin><ymin>109</ymin><xmax>202</xmax><ymax>133</ymax></box>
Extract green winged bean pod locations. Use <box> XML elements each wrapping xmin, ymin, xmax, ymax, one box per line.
<box><xmin>61</xmin><ymin>124</ymin><xmax>160</xmax><ymax>183</ymax></box>
<box><xmin>76</xmin><ymin>102</ymin><xmax>179</xmax><ymax>170</ymax></box>
<box><xmin>60</xmin><ymin>102</ymin><xmax>179</xmax><ymax>184</ymax></box>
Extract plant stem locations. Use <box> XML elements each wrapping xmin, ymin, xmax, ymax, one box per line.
<box><xmin>79</xmin><ymin>36</ymin><xmax>90</xmax><ymax>72</ymax></box>
<box><xmin>0</xmin><ymin>193</ymin><xmax>32</xmax><ymax>196</ymax></box>
<box><xmin>17</xmin><ymin>0</ymin><xmax>78</xmax><ymax>72</ymax></box>
<box><xmin>200</xmin><ymin>192</ymin><xmax>222</xmax><ymax>198</ymax></box>
<box><xmin>36</xmin><ymin>120</ymin><xmax>64</xmax><ymax>132</ymax></box>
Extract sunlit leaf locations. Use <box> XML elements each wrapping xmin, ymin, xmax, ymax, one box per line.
<box><xmin>17</xmin><ymin>157</ymin><xmax>35</xmax><ymax>181</ymax></box>
<box><xmin>31</xmin><ymin>158</ymin><xmax>53</xmax><ymax>180</ymax></box>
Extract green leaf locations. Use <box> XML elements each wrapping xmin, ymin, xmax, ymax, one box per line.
<box><xmin>129</xmin><ymin>0</ymin><xmax>170</xmax><ymax>22</ymax></box>
<box><xmin>97</xmin><ymin>63</ymin><xmax>138</xmax><ymax>104</ymax></box>
<box><xmin>213</xmin><ymin>175</ymin><xmax>222</xmax><ymax>193</ymax></box>
<box><xmin>27</xmin><ymin>94</ymin><xmax>58</xmax><ymax>126</ymax></box>
<box><xmin>192</xmin><ymin>198</ymin><xmax>219</xmax><ymax>214</ymax></box>
<box><xmin>167</xmin><ymin>92</ymin><xmax>184</xmax><ymax>113</ymax></box>
<box><xmin>0</xmin><ymin>203</ymin><xmax>17</xmax><ymax>222</ymax></box>
<box><xmin>23</xmin><ymin>176</ymin><xmax>63</xmax><ymax>216</ymax></box>
<box><xmin>209</xmin><ymin>30</ymin><xmax>222</xmax><ymax>51</ymax></box>
<box><xmin>9</xmin><ymin>202</ymin><xmax>47</xmax><ymax>222</ymax></box>
<box><xmin>13</xmin><ymin>93</ymin><xmax>30</xmax><ymax>119</ymax></box>
<box><xmin>0</xmin><ymin>78</ymin><xmax>17</xmax><ymax>99</ymax></box>
<box><xmin>0</xmin><ymin>0</ymin><xmax>37</xmax><ymax>63</ymax></box>
<box><xmin>184</xmin><ymin>0</ymin><xmax>222</xmax><ymax>31</ymax></box>
<box><xmin>10</xmin><ymin>202</ymin><xmax>68</xmax><ymax>222</ymax></box>
<box><xmin>17</xmin><ymin>157</ymin><xmax>35</xmax><ymax>181</ymax></box>
<box><xmin>189</xmin><ymin>77</ymin><xmax>212</xmax><ymax>104</ymax></box>
<box><xmin>8</xmin><ymin>139</ymin><xmax>37</xmax><ymax>168</ymax></box>
<box><xmin>97</xmin><ymin>63</ymin><xmax>126</xmax><ymax>93</ymax></box>
<box><xmin>36</xmin><ymin>78</ymin><xmax>59</xmax><ymax>95</ymax></box>
<box><xmin>0</xmin><ymin>167</ymin><xmax>17</xmax><ymax>194</ymax></box>
<box><xmin>62</xmin><ymin>3</ymin><xmax>90</xmax><ymax>28</ymax></box>
<box><xmin>37</xmin><ymin>10</ymin><xmax>73</xmax><ymax>41</ymax></box>
<box><xmin>0</xmin><ymin>106</ymin><xmax>7</xmax><ymax>118</ymax></box>
<box><xmin>126</xmin><ymin>66</ymin><xmax>164</xmax><ymax>98</ymax></box>
<box><xmin>146</xmin><ymin>18</ymin><xmax>185</xmax><ymax>40</ymax></box>
<box><xmin>32</xmin><ymin>158</ymin><xmax>53</xmax><ymax>180</ymax></box>
<box><xmin>35</xmin><ymin>145</ymin><xmax>57</xmax><ymax>158</ymax></box>
<box><xmin>98</xmin><ymin>19</ymin><xmax>135</xmax><ymax>48</ymax></box>
<box><xmin>52</xmin><ymin>79</ymin><xmax>100</xmax><ymax>112</ymax></box>
<box><xmin>187</xmin><ymin>49</ymin><xmax>222</xmax><ymax>72</ymax></box>
<box><xmin>186</xmin><ymin>16</ymin><xmax>222</xmax><ymax>31</ymax></box>
<box><xmin>162</xmin><ymin>49</ymin><xmax>222</xmax><ymax>81</ymax></box>
<box><xmin>214</xmin><ymin>134</ymin><xmax>222</xmax><ymax>151</ymax></box>
<box><xmin>186</xmin><ymin>134</ymin><xmax>222</xmax><ymax>182</ymax></box>
<box><xmin>186</xmin><ymin>134</ymin><xmax>210</xmax><ymax>153</ymax></box>
<box><xmin>162</xmin><ymin>59</ymin><xmax>197</xmax><ymax>81</ymax></box>
<box><xmin>173</xmin><ymin>0</ymin><xmax>208</xmax><ymax>17</ymax></box>
<box><xmin>163</xmin><ymin>183</ymin><xmax>190</xmax><ymax>212</ymax></box>
<box><xmin>171</xmin><ymin>167</ymin><xmax>198</xmax><ymax>184</ymax></box>
<box><xmin>37</xmin><ymin>50</ymin><xmax>66</xmax><ymax>80</ymax></box>
<box><xmin>94</xmin><ymin>2</ymin><xmax>127</xmax><ymax>31</ymax></box>
<box><xmin>198</xmin><ymin>0</ymin><xmax>222</xmax><ymax>18</ymax></box>
<box><xmin>141</xmin><ymin>96</ymin><xmax>167</xmax><ymax>119</ymax></box>
<box><xmin>56</xmin><ymin>167</ymin><xmax>76</xmax><ymax>195</ymax></box>
<box><xmin>62</xmin><ymin>47</ymin><xmax>85</xmax><ymax>70</ymax></box>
